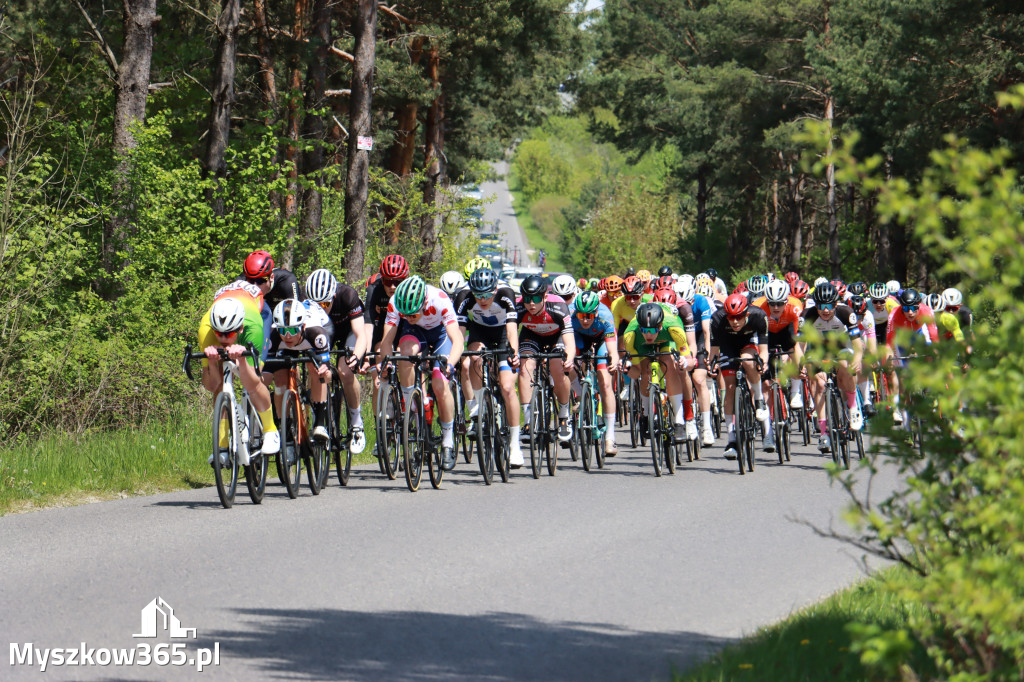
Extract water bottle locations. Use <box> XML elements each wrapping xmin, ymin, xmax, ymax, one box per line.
<box><xmin>235</xmin><ymin>409</ymin><xmax>250</xmax><ymax>465</ymax></box>
<box><xmin>424</xmin><ymin>394</ymin><xmax>434</xmax><ymax>425</ymax></box>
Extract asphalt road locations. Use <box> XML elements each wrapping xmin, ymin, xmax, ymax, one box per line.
<box><xmin>0</xmin><ymin>425</ymin><xmax>895</xmax><ymax>681</ymax></box>
<box><xmin>480</xmin><ymin>160</ymin><xmax>533</xmax><ymax>268</ymax></box>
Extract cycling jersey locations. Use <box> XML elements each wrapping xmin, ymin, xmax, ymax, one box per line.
<box><xmin>572</xmin><ymin>303</ymin><xmax>616</xmax><ymax>341</ymax></box>
<box><xmin>939</xmin><ymin>311</ymin><xmax>965</xmax><ymax>342</ymax></box>
<box><xmin>623</xmin><ymin>312</ymin><xmax>689</xmax><ymax>358</ymax></box>
<box><xmin>801</xmin><ymin>305</ymin><xmax>862</xmax><ymax>348</ymax></box>
<box><xmin>385</xmin><ymin>285</ymin><xmax>458</xmax><ymax>330</ymax></box>
<box><xmin>455</xmin><ymin>286</ymin><xmax>518</xmax><ymax>328</ymax></box>
<box><xmin>265</xmin><ymin>324</ymin><xmax>331</xmax><ymax>367</ymax></box>
<box><xmin>752</xmin><ymin>296</ymin><xmax>802</xmax><ymax>335</ymax></box>
<box><xmin>234</xmin><ymin>267</ymin><xmax>304</xmax><ymax>311</ymax></box>
<box><xmin>516</xmin><ymin>295</ymin><xmax>572</xmax><ymax>337</ymax></box>
<box><xmin>323</xmin><ymin>283</ymin><xmax>364</xmax><ymax>328</ymax></box>
<box><xmin>710</xmin><ymin>306</ymin><xmax>769</xmax><ymax>356</ymax></box>
<box><xmin>885</xmin><ymin>305</ymin><xmax>938</xmax><ymax>346</ymax></box>
<box><xmin>198</xmin><ymin>281</ymin><xmax>266</xmax><ymax>367</ymax></box>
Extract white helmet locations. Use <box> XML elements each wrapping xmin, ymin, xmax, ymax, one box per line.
<box><xmin>886</xmin><ymin>279</ymin><xmax>901</xmax><ymax>294</ymax></box>
<box><xmin>942</xmin><ymin>287</ymin><xmax>963</xmax><ymax>307</ymax></box>
<box><xmin>813</xmin><ymin>276</ymin><xmax>829</xmax><ymax>287</ymax></box>
<box><xmin>273</xmin><ymin>299</ymin><xmax>309</xmax><ymax>330</ymax></box>
<box><xmin>696</xmin><ymin>282</ymin><xmax>715</xmax><ymax>299</ymax></box>
<box><xmin>765</xmin><ymin>279</ymin><xmax>790</xmax><ymax>304</ymax></box>
<box><xmin>926</xmin><ymin>293</ymin><xmax>945</xmax><ymax>312</ymax></box>
<box><xmin>765</xmin><ymin>272</ymin><xmax>776</xmax><ymax>282</ymax></box>
<box><xmin>305</xmin><ymin>268</ymin><xmax>337</xmax><ymax>303</ymax></box>
<box><xmin>673</xmin><ymin>279</ymin><xmax>695</xmax><ymax>304</ymax></box>
<box><xmin>677</xmin><ymin>273</ymin><xmax>694</xmax><ymax>290</ymax></box>
<box><xmin>439</xmin><ymin>270</ymin><xmax>466</xmax><ymax>296</ymax></box>
<box><xmin>552</xmin><ymin>274</ymin><xmax>577</xmax><ymax>298</ymax></box>
<box><xmin>210</xmin><ymin>298</ymin><xmax>246</xmax><ymax>332</ymax></box>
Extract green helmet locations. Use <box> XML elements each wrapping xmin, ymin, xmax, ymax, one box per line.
<box><xmin>394</xmin><ymin>275</ymin><xmax>427</xmax><ymax>315</ymax></box>
<box><xmin>464</xmin><ymin>257</ymin><xmax>490</xmax><ymax>280</ymax></box>
<box><xmin>576</xmin><ymin>290</ymin><xmax>601</xmax><ymax>315</ymax></box>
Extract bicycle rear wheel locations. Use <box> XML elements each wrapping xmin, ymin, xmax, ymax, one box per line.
<box><xmin>772</xmin><ymin>385</ymin><xmax>785</xmax><ymax>465</ymax></box>
<box><xmin>303</xmin><ymin>402</ymin><xmax>324</xmax><ymax>495</ymax></box>
<box><xmin>212</xmin><ymin>392</ymin><xmax>239</xmax><ymax>508</ymax></box>
<box><xmin>545</xmin><ymin>387</ymin><xmax>559</xmax><ymax>477</ymax></box>
<box><xmin>378</xmin><ymin>382</ymin><xmax>402</xmax><ymax>480</ymax></box>
<box><xmin>453</xmin><ymin>378</ymin><xmax>472</xmax><ymax>464</ymax></box>
<box><xmin>493</xmin><ymin>395</ymin><xmax>511</xmax><ymax>483</ymax></box>
<box><xmin>278</xmin><ymin>392</ymin><xmax>302</xmax><ymax>498</ymax></box>
<box><xmin>476</xmin><ymin>390</ymin><xmax>495</xmax><ymax>485</ymax></box>
<box><xmin>649</xmin><ymin>386</ymin><xmax>664</xmax><ymax>477</ymax></box>
<box><xmin>243</xmin><ymin>401</ymin><xmax>267</xmax><ymax>504</ymax></box>
<box><xmin>330</xmin><ymin>375</ymin><xmax>353</xmax><ymax>487</ymax></box>
<box><xmin>628</xmin><ymin>379</ymin><xmax>641</xmax><ymax>447</ymax></box>
<box><xmin>402</xmin><ymin>390</ymin><xmax>424</xmax><ymax>491</ymax></box>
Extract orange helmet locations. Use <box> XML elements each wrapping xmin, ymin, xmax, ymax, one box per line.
<box><xmin>605</xmin><ymin>275</ymin><xmax>624</xmax><ymax>297</ymax></box>
<box><xmin>622</xmin><ymin>276</ymin><xmax>645</xmax><ymax>296</ymax></box>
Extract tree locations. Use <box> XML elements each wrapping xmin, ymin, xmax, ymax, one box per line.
<box><xmin>342</xmin><ymin>0</ymin><xmax>376</xmax><ymax>282</ymax></box>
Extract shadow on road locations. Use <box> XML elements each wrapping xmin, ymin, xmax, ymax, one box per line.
<box><xmin>193</xmin><ymin>608</ymin><xmax>733</xmax><ymax>681</ymax></box>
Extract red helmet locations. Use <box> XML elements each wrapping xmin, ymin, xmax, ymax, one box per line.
<box><xmin>831</xmin><ymin>279</ymin><xmax>848</xmax><ymax>297</ymax></box>
<box><xmin>366</xmin><ymin>272</ymin><xmax>381</xmax><ymax>288</ymax></box>
<box><xmin>243</xmin><ymin>250</ymin><xmax>274</xmax><ymax>279</ymax></box>
<box><xmin>622</xmin><ymin>276</ymin><xmax>645</xmax><ymax>296</ymax></box>
<box><xmin>655</xmin><ymin>275</ymin><xmax>674</xmax><ymax>291</ymax></box>
<box><xmin>380</xmin><ymin>254</ymin><xmax>409</xmax><ymax>280</ymax></box>
<box><xmin>724</xmin><ymin>293</ymin><xmax>748</xmax><ymax>317</ymax></box>
<box><xmin>785</xmin><ymin>271</ymin><xmax>799</xmax><ymax>284</ymax></box>
<box><xmin>733</xmin><ymin>281</ymin><xmax>748</xmax><ymax>294</ymax></box>
<box><xmin>792</xmin><ymin>279</ymin><xmax>810</xmax><ymax>299</ymax></box>
<box><xmin>653</xmin><ymin>288</ymin><xmax>676</xmax><ymax>305</ymax></box>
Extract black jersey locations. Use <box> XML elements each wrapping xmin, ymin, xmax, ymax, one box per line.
<box><xmin>710</xmin><ymin>306</ymin><xmax>769</xmax><ymax>348</ymax></box>
<box><xmin>235</xmin><ymin>268</ymin><xmax>304</xmax><ymax>311</ymax></box>
<box><xmin>325</xmin><ymin>283</ymin><xmax>365</xmax><ymax>330</ymax></box>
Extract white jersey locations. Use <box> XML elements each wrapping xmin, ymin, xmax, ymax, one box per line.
<box><xmin>302</xmin><ymin>300</ymin><xmax>331</xmax><ymax>328</ymax></box>
<box><xmin>385</xmin><ymin>284</ymin><xmax>457</xmax><ymax>330</ymax></box>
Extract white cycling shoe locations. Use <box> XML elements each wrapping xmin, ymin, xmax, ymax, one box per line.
<box><xmin>261</xmin><ymin>430</ymin><xmax>281</xmax><ymax>455</ymax></box>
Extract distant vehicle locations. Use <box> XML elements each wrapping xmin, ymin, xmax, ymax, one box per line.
<box><xmin>507</xmin><ymin>266</ymin><xmax>544</xmax><ymax>293</ymax></box>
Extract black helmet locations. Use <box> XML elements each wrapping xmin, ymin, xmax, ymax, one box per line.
<box><xmin>813</xmin><ymin>282</ymin><xmax>839</xmax><ymax>305</ymax></box>
<box><xmin>849</xmin><ymin>295</ymin><xmax>868</xmax><ymax>315</ymax></box>
<box><xmin>635</xmin><ymin>302</ymin><xmax>665</xmax><ymax>329</ymax></box>
<box><xmin>469</xmin><ymin>268</ymin><xmax>498</xmax><ymax>296</ymax></box>
<box><xmin>624</xmin><ymin>266</ymin><xmax>637</xmax><ymax>278</ymax></box>
<box><xmin>849</xmin><ymin>281</ymin><xmax>868</xmax><ymax>297</ymax></box>
<box><xmin>657</xmin><ymin>265</ymin><xmax>673</xmax><ymax>277</ymax></box>
<box><xmin>520</xmin><ymin>275</ymin><xmax>547</xmax><ymax>298</ymax></box>
<box><xmin>705</xmin><ymin>268</ymin><xmax>719</xmax><ymax>280</ymax></box>
<box><xmin>898</xmin><ymin>288</ymin><xmax>923</xmax><ymax>307</ymax></box>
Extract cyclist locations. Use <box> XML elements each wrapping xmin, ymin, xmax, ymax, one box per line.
<box><xmin>848</xmin><ymin>294</ymin><xmax>878</xmax><ymax>417</ymax></box>
<box><xmin>552</xmin><ymin>274</ymin><xmax>579</xmax><ymax>311</ymax></box>
<box><xmin>199</xmin><ymin>283</ymin><xmax>280</xmax><ymax>460</ymax></box>
<box><xmin>456</xmin><ymin>268</ymin><xmax>523</xmax><ymax>467</ymax></box>
<box><xmin>600</xmin><ymin>275</ymin><xmax>624</xmax><ymax>309</ymax></box>
<box><xmin>570</xmin><ymin>290</ymin><xmax>621</xmax><ymax>456</ymax></box>
<box><xmin>801</xmin><ymin>282</ymin><xmax>865</xmax><ymax>452</ymax></box>
<box><xmin>517</xmin><ymin>274</ymin><xmax>576</xmax><ymax>442</ymax></box>
<box><xmin>439</xmin><ymin>270</ymin><xmax>467</xmax><ymax>298</ymax></box>
<box><xmin>677</xmin><ymin>279</ymin><xmax>717</xmax><ymax>445</ymax></box>
<box><xmin>652</xmin><ymin>288</ymin><xmax>700</xmax><ymax>439</ymax></box>
<box><xmin>264</xmin><ymin>299</ymin><xmax>333</xmax><ymax>441</ymax></box>
<box><xmin>611</xmin><ymin>275</ymin><xmax>647</xmax><ymax>336</ymax></box>
<box><xmin>305</xmin><ymin>268</ymin><xmax>369</xmax><ymax>453</ymax></box>
<box><xmin>709</xmin><ymin>293</ymin><xmax>771</xmax><ymax>458</ymax></box>
<box><xmin>942</xmin><ymin>287</ymin><xmax>973</xmax><ymax>353</ymax></box>
<box><xmin>362</xmin><ymin>255</ymin><xmax>410</xmax><ymax>405</ymax></box>
<box><xmin>378</xmin><ymin>275</ymin><xmax>465</xmax><ymax>470</ymax></box>
<box><xmin>754</xmin><ymin>279</ymin><xmax>805</xmax><ymax>410</ymax></box>
<box><xmin>624</xmin><ymin>302</ymin><xmax>695</xmax><ymax>441</ymax></box>
<box><xmin>235</xmin><ymin>250</ymin><xmax>305</xmax><ymax>360</ymax></box>
<box><xmin>884</xmin><ymin>287</ymin><xmax>938</xmax><ymax>425</ymax></box>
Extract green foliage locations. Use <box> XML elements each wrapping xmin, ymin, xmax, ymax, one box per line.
<box><xmin>802</xmin><ymin>86</ymin><xmax>1024</xmax><ymax>680</ymax></box>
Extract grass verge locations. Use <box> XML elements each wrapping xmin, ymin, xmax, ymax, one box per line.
<box><xmin>509</xmin><ymin>187</ymin><xmax>568</xmax><ymax>272</ymax></box>
<box><xmin>676</xmin><ymin>568</ymin><xmax>935</xmax><ymax>681</ymax></box>
<box><xmin>0</xmin><ymin>406</ymin><xmax>381</xmax><ymax>516</ymax></box>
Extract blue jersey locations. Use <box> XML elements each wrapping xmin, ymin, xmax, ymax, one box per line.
<box><xmin>691</xmin><ymin>295</ymin><xmax>714</xmax><ymax>324</ymax></box>
<box><xmin>573</xmin><ymin>303</ymin><xmax>617</xmax><ymax>340</ymax></box>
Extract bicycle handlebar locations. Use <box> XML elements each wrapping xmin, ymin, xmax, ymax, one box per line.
<box><xmin>182</xmin><ymin>344</ymin><xmax>256</xmax><ymax>382</ymax></box>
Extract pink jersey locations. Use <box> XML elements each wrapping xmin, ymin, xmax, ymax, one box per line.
<box><xmin>385</xmin><ymin>285</ymin><xmax>457</xmax><ymax>330</ymax></box>
<box><xmin>886</xmin><ymin>305</ymin><xmax>938</xmax><ymax>346</ymax></box>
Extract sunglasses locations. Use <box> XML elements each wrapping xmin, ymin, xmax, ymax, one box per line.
<box><xmin>817</xmin><ymin>303</ymin><xmax>836</xmax><ymax>312</ymax></box>
<box><xmin>726</xmin><ymin>314</ymin><xmax>746</xmax><ymax>322</ymax></box>
<box><xmin>523</xmin><ymin>294</ymin><xmax>545</xmax><ymax>304</ymax></box>
<box><xmin>639</xmin><ymin>326</ymin><xmax>658</xmax><ymax>335</ymax></box>
<box><xmin>248</xmin><ymin>276</ymin><xmax>270</xmax><ymax>285</ymax></box>
<box><xmin>382</xmin><ymin>278</ymin><xmax>404</xmax><ymax>287</ymax></box>
<box><xmin>902</xmin><ymin>305</ymin><xmax>919</xmax><ymax>313</ymax></box>
<box><xmin>473</xmin><ymin>290</ymin><xmax>496</xmax><ymax>299</ymax></box>
<box><xmin>577</xmin><ymin>312</ymin><xmax>596</xmax><ymax>321</ymax></box>
<box><xmin>280</xmin><ymin>325</ymin><xmax>303</xmax><ymax>336</ymax></box>
<box><xmin>215</xmin><ymin>329</ymin><xmax>240</xmax><ymax>339</ymax></box>
<box><xmin>872</xmin><ymin>299</ymin><xmax>887</xmax><ymax>305</ymax></box>
<box><xmin>768</xmin><ymin>302</ymin><xmax>786</xmax><ymax>308</ymax></box>
<box><xmin>625</xmin><ymin>295</ymin><xmax>641</xmax><ymax>302</ymax></box>
<box><xmin>946</xmin><ymin>305</ymin><xmax>960</xmax><ymax>312</ymax></box>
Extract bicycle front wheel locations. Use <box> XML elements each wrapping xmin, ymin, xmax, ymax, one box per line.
<box><xmin>580</xmin><ymin>383</ymin><xmax>594</xmax><ymax>472</ymax></box>
<box><xmin>212</xmin><ymin>392</ymin><xmax>239</xmax><ymax>508</ymax></box>
<box><xmin>279</xmin><ymin>392</ymin><xmax>303</xmax><ymax>498</ymax></box>
<box><xmin>402</xmin><ymin>390</ymin><xmax>424</xmax><ymax>492</ymax></box>
<box><xmin>243</xmin><ymin>401</ymin><xmax>267</xmax><ymax>504</ymax></box>
<box><xmin>331</xmin><ymin>376</ymin><xmax>353</xmax><ymax>487</ymax></box>
<box><xmin>649</xmin><ymin>387</ymin><xmax>664</xmax><ymax>477</ymax></box>
<box><xmin>493</xmin><ymin>395</ymin><xmax>511</xmax><ymax>483</ymax></box>
<box><xmin>378</xmin><ymin>382</ymin><xmax>402</xmax><ymax>480</ymax></box>
<box><xmin>303</xmin><ymin>402</ymin><xmax>324</xmax><ymax>495</ymax></box>
<box><xmin>476</xmin><ymin>391</ymin><xmax>495</xmax><ymax>485</ymax></box>
<box><xmin>628</xmin><ymin>379</ymin><xmax>641</xmax><ymax>447</ymax></box>
<box><xmin>529</xmin><ymin>389</ymin><xmax>546</xmax><ymax>479</ymax></box>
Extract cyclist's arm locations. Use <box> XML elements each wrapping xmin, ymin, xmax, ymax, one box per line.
<box><xmin>624</xmin><ymin>330</ymin><xmax>638</xmax><ymax>358</ymax></box>
<box><xmin>561</xmin><ymin>330</ymin><xmax>576</xmax><ymax>366</ymax></box>
<box><xmin>445</xmin><ymin>320</ymin><xmax>464</xmax><ymax>367</ymax></box>
<box><xmin>505</xmin><ymin>320</ymin><xmax>519</xmax><ymax>356</ymax></box>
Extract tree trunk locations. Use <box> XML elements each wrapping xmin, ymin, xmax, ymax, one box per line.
<box><xmin>342</xmin><ymin>0</ymin><xmax>377</xmax><ymax>282</ymax></box>
<box><xmin>823</xmin><ymin>1</ymin><xmax>841</xmax><ymax>278</ymax></box>
<box><xmin>203</xmin><ymin>0</ymin><xmax>240</xmax><ymax>219</ymax></box>
<box><xmin>251</xmin><ymin>0</ymin><xmax>278</xmax><ymax>120</ymax></box>
<box><xmin>787</xmin><ymin>169</ymin><xmax>805</xmax><ymax>272</ymax></box>
<box><xmin>418</xmin><ymin>45</ymin><xmax>445</xmax><ymax>271</ymax></box>
<box><xmin>384</xmin><ymin>36</ymin><xmax>425</xmax><ymax>244</ymax></box>
<box><xmin>297</xmin><ymin>0</ymin><xmax>330</xmax><ymax>259</ymax></box>
<box><xmin>695</xmin><ymin>165</ymin><xmax>707</xmax><ymax>262</ymax></box>
<box><xmin>103</xmin><ymin>0</ymin><xmax>158</xmax><ymax>294</ymax></box>
<box><xmin>282</xmin><ymin>0</ymin><xmax>310</xmax><ymax>254</ymax></box>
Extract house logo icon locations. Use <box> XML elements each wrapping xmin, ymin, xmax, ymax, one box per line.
<box><xmin>133</xmin><ymin>597</ymin><xmax>197</xmax><ymax>639</ymax></box>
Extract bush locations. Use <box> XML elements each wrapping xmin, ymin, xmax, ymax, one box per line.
<box><xmin>529</xmin><ymin>194</ymin><xmax>571</xmax><ymax>242</ymax></box>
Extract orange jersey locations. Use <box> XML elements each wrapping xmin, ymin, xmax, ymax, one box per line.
<box><xmin>752</xmin><ymin>295</ymin><xmax>802</xmax><ymax>334</ymax></box>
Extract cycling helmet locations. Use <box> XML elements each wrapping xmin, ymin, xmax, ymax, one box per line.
<box><xmin>635</xmin><ymin>302</ymin><xmax>664</xmax><ymax>329</ymax></box>
<box><xmin>678</xmin><ymin>273</ymin><xmax>694</xmax><ymax>287</ymax></box>
<box><xmin>813</xmin><ymin>282</ymin><xmax>839</xmax><ymax>305</ymax></box>
<box><xmin>657</xmin><ymin>265</ymin><xmax>673</xmax><ymax>277</ymax></box>
<box><xmin>765</xmin><ymin>272</ymin><xmax>777</xmax><ymax>282</ymax></box>
<box><xmin>898</xmin><ymin>288</ymin><xmax>922</xmax><ymax>307</ymax></box>
<box><xmin>705</xmin><ymin>268</ymin><xmax>719</xmax><ymax>280</ymax></box>
<box><xmin>636</xmin><ymin>269</ymin><xmax>653</xmax><ymax>286</ymax></box>
<box><xmin>439</xmin><ymin>270</ymin><xmax>466</xmax><ymax>295</ymax></box>
<box><xmin>624</xmin><ymin>266</ymin><xmax>637</xmax><ymax>277</ymax></box>
<box><xmin>849</xmin><ymin>281</ymin><xmax>868</xmax><ymax>297</ymax></box>
<box><xmin>653</xmin><ymin>288</ymin><xmax>676</xmax><ymax>305</ymax></box>
<box><xmin>305</xmin><ymin>268</ymin><xmax>338</xmax><ymax>303</ymax></box>
<box><xmin>942</xmin><ymin>287</ymin><xmax>963</xmax><ymax>307</ymax></box>
<box><xmin>694</xmin><ymin>273</ymin><xmax>713</xmax><ymax>287</ymax></box>
<box><xmin>243</xmin><ymin>250</ymin><xmax>274</xmax><ymax>279</ymax></box>
<box><xmin>696</xmin><ymin>282</ymin><xmax>716</xmax><ymax>299</ymax></box>
<box><xmin>724</xmin><ymin>293</ymin><xmax>748</xmax><ymax>317</ymax></box>
<box><xmin>552</xmin><ymin>274</ymin><xmax>578</xmax><ymax>298</ymax></box>
<box><xmin>588</xmin><ymin>277</ymin><xmax>601</xmax><ymax>291</ymax></box>
<box><xmin>849</xmin><ymin>295</ymin><xmax>869</xmax><ymax>316</ymax></box>
<box><xmin>272</xmin><ymin>298</ymin><xmax>309</xmax><ymax>329</ymax></box>
<box><xmin>366</xmin><ymin>272</ymin><xmax>381</xmax><ymax>287</ymax></box>
<box><xmin>746</xmin><ymin>275</ymin><xmax>768</xmax><ymax>296</ymax></box>
<box><xmin>468</xmin><ymin>268</ymin><xmax>498</xmax><ymax>296</ymax></box>
<box><xmin>813</xmin><ymin>276</ymin><xmax>829</xmax><ymax>287</ymax></box>
<box><xmin>926</xmin><ymin>293</ymin><xmax>945</xmax><ymax>312</ymax></box>
<box><xmin>463</xmin><ymin>257</ymin><xmax>490</xmax><ymax>280</ymax></box>
<box><xmin>792</xmin><ymin>280</ymin><xmax>810</xmax><ymax>299</ymax></box>
<box><xmin>868</xmin><ymin>282</ymin><xmax>889</xmax><ymax>300</ymax></box>
<box><xmin>394</xmin><ymin>275</ymin><xmax>427</xmax><ymax>315</ymax></box>
<box><xmin>520</xmin><ymin>274</ymin><xmax>547</xmax><ymax>298</ymax></box>
<box><xmin>605</xmin><ymin>275</ymin><xmax>624</xmax><ymax>294</ymax></box>
<box><xmin>622</xmin><ymin>276</ymin><xmax>645</xmax><ymax>296</ymax></box>
<box><xmin>655</xmin><ymin>275</ymin><xmax>674</xmax><ymax>291</ymax></box>
<box><xmin>784</xmin><ymin>271</ymin><xmax>800</xmax><ymax>284</ymax></box>
<box><xmin>576</xmin><ymin>277</ymin><xmax>588</xmax><ymax>290</ymax></box>
<box><xmin>765</xmin><ymin>279</ymin><xmax>790</xmax><ymax>304</ymax></box>
<box><xmin>733</xmin><ymin>281</ymin><xmax>748</xmax><ymax>294</ymax></box>
<box><xmin>674</xmin><ymin>280</ymin><xmax>696</xmax><ymax>304</ymax></box>
<box><xmin>576</xmin><ymin>291</ymin><xmax>601</xmax><ymax>315</ymax></box>
<box><xmin>831</xmin><ymin>279</ymin><xmax>848</xmax><ymax>298</ymax></box>
<box><xmin>380</xmin><ymin>254</ymin><xmax>409</xmax><ymax>280</ymax></box>
<box><xmin>210</xmin><ymin>298</ymin><xmax>246</xmax><ymax>333</ymax></box>
<box><xmin>886</xmin><ymin>279</ymin><xmax>901</xmax><ymax>295</ymax></box>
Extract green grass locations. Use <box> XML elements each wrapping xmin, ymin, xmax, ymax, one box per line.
<box><xmin>677</xmin><ymin>569</ymin><xmax>935</xmax><ymax>681</ymax></box>
<box><xmin>0</xmin><ymin>404</ymin><xmax>382</xmax><ymax>516</ymax></box>
<box><xmin>509</xmin><ymin>187</ymin><xmax>568</xmax><ymax>272</ymax></box>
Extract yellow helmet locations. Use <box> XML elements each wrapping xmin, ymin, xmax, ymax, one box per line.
<box><xmin>464</xmin><ymin>257</ymin><xmax>490</xmax><ymax>280</ymax></box>
<box><xmin>695</xmin><ymin>273</ymin><xmax>713</xmax><ymax>287</ymax></box>
<box><xmin>636</xmin><ymin>269</ymin><xmax>652</xmax><ymax>285</ymax></box>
